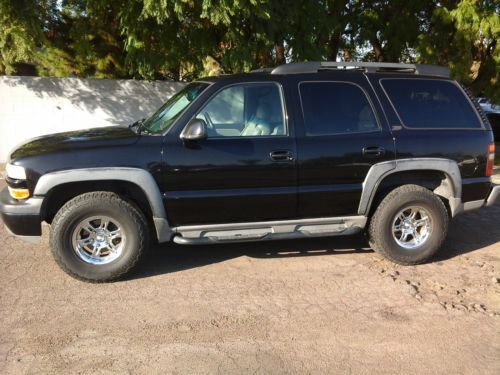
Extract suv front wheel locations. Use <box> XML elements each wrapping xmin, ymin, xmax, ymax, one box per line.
<box><xmin>49</xmin><ymin>192</ymin><xmax>149</xmax><ymax>282</ymax></box>
<box><xmin>368</xmin><ymin>184</ymin><xmax>449</xmax><ymax>265</ymax></box>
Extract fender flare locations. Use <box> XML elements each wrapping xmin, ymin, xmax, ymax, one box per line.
<box><xmin>34</xmin><ymin>167</ymin><xmax>172</xmax><ymax>242</ymax></box>
<box><xmin>358</xmin><ymin>158</ymin><xmax>463</xmax><ymax>216</ymax></box>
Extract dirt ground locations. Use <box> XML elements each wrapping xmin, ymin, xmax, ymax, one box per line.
<box><xmin>0</xmin><ymin>177</ymin><xmax>499</xmax><ymax>374</ymax></box>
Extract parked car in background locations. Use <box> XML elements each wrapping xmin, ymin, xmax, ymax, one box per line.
<box><xmin>477</xmin><ymin>97</ymin><xmax>500</xmax><ymax>141</ymax></box>
<box><xmin>477</xmin><ymin>97</ymin><xmax>500</xmax><ymax>114</ymax></box>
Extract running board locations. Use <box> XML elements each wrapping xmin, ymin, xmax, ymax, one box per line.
<box><xmin>172</xmin><ymin>216</ymin><xmax>367</xmax><ymax>245</ymax></box>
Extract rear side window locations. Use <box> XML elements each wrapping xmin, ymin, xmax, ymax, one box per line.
<box><xmin>381</xmin><ymin>79</ymin><xmax>482</xmax><ymax>129</ymax></box>
<box><xmin>299</xmin><ymin>82</ymin><xmax>379</xmax><ymax>136</ymax></box>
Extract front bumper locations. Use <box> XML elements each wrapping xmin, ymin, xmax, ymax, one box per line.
<box><xmin>486</xmin><ymin>185</ymin><xmax>500</xmax><ymax>207</ymax></box>
<box><xmin>0</xmin><ymin>187</ymin><xmax>43</xmax><ymax>236</ymax></box>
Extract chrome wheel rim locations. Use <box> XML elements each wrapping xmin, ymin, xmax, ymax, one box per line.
<box><xmin>71</xmin><ymin>216</ymin><xmax>125</xmax><ymax>265</ymax></box>
<box><xmin>392</xmin><ymin>206</ymin><xmax>432</xmax><ymax>249</ymax></box>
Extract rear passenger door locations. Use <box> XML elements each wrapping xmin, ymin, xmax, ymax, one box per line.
<box><xmin>292</xmin><ymin>73</ymin><xmax>396</xmax><ymax>218</ymax></box>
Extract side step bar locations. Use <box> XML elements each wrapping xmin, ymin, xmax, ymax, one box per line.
<box><xmin>172</xmin><ymin>216</ymin><xmax>367</xmax><ymax>245</ymax></box>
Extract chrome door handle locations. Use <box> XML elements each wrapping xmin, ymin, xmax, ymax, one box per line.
<box><xmin>362</xmin><ymin>146</ymin><xmax>386</xmax><ymax>157</ymax></box>
<box><xmin>270</xmin><ymin>150</ymin><xmax>294</xmax><ymax>162</ymax></box>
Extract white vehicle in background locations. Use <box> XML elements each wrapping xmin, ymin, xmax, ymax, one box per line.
<box><xmin>477</xmin><ymin>97</ymin><xmax>500</xmax><ymax>114</ymax></box>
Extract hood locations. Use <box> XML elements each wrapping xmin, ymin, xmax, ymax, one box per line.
<box><xmin>10</xmin><ymin>126</ymin><xmax>139</xmax><ymax>161</ymax></box>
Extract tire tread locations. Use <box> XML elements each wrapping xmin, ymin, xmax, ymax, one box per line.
<box><xmin>368</xmin><ymin>184</ymin><xmax>448</xmax><ymax>265</ymax></box>
<box><xmin>49</xmin><ymin>191</ymin><xmax>148</xmax><ymax>283</ymax></box>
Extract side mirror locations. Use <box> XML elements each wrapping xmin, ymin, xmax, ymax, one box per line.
<box><xmin>180</xmin><ymin>119</ymin><xmax>207</xmax><ymax>141</ymax></box>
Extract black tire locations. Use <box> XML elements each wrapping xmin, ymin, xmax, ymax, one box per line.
<box><xmin>49</xmin><ymin>191</ymin><xmax>149</xmax><ymax>282</ymax></box>
<box><xmin>368</xmin><ymin>184</ymin><xmax>448</xmax><ymax>265</ymax></box>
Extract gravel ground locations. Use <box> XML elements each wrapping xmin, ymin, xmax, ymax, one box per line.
<box><xmin>0</xmin><ymin>178</ymin><xmax>499</xmax><ymax>374</ymax></box>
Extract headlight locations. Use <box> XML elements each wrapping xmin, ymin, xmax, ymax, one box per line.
<box><xmin>5</xmin><ymin>163</ymin><xmax>26</xmax><ymax>180</ymax></box>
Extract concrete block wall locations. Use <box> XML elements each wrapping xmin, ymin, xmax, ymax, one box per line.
<box><xmin>0</xmin><ymin>77</ymin><xmax>185</xmax><ymax>162</ymax></box>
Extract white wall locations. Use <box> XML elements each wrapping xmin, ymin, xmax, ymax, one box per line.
<box><xmin>0</xmin><ymin>77</ymin><xmax>186</xmax><ymax>162</ymax></box>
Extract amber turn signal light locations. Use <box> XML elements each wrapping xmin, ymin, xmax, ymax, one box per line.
<box><xmin>8</xmin><ymin>187</ymin><xmax>30</xmax><ymax>200</ymax></box>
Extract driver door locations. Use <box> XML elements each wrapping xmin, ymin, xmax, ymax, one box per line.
<box><xmin>162</xmin><ymin>81</ymin><xmax>298</xmax><ymax>227</ymax></box>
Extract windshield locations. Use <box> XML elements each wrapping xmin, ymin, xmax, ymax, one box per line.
<box><xmin>142</xmin><ymin>82</ymin><xmax>209</xmax><ymax>134</ymax></box>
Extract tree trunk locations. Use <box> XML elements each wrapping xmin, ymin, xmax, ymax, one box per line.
<box><xmin>274</xmin><ymin>42</ymin><xmax>286</xmax><ymax>65</ymax></box>
<box><xmin>371</xmin><ymin>38</ymin><xmax>385</xmax><ymax>62</ymax></box>
<box><xmin>328</xmin><ymin>30</ymin><xmax>341</xmax><ymax>61</ymax></box>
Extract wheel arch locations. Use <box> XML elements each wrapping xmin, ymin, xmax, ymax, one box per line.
<box><xmin>359</xmin><ymin>158</ymin><xmax>463</xmax><ymax>217</ymax></box>
<box><xmin>35</xmin><ymin>168</ymin><xmax>172</xmax><ymax>242</ymax></box>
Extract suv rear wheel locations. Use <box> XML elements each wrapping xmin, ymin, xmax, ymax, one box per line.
<box><xmin>368</xmin><ymin>184</ymin><xmax>448</xmax><ymax>265</ymax></box>
<box><xmin>50</xmin><ymin>192</ymin><xmax>149</xmax><ymax>282</ymax></box>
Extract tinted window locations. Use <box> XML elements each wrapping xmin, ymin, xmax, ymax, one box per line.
<box><xmin>299</xmin><ymin>82</ymin><xmax>378</xmax><ymax>136</ymax></box>
<box><xmin>381</xmin><ymin>79</ymin><xmax>482</xmax><ymax>129</ymax></box>
<box><xmin>196</xmin><ymin>83</ymin><xmax>286</xmax><ymax>138</ymax></box>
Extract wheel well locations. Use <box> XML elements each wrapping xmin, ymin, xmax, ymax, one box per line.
<box><xmin>41</xmin><ymin>180</ymin><xmax>154</xmax><ymax>225</ymax></box>
<box><xmin>368</xmin><ymin>170</ymin><xmax>454</xmax><ymax>217</ymax></box>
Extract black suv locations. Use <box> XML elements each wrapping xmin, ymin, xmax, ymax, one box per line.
<box><xmin>1</xmin><ymin>62</ymin><xmax>499</xmax><ymax>282</ymax></box>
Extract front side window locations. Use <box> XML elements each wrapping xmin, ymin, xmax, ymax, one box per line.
<box><xmin>195</xmin><ymin>83</ymin><xmax>286</xmax><ymax>138</ymax></box>
<box><xmin>142</xmin><ymin>82</ymin><xmax>209</xmax><ymax>134</ymax></box>
<box><xmin>380</xmin><ymin>79</ymin><xmax>482</xmax><ymax>129</ymax></box>
<box><xmin>299</xmin><ymin>82</ymin><xmax>379</xmax><ymax>136</ymax></box>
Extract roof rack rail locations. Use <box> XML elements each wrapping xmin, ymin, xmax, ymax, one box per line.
<box><xmin>250</xmin><ymin>67</ymin><xmax>274</xmax><ymax>74</ymax></box>
<box><xmin>269</xmin><ymin>61</ymin><xmax>450</xmax><ymax>77</ymax></box>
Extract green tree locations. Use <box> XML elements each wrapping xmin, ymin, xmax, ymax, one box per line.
<box><xmin>418</xmin><ymin>0</ymin><xmax>499</xmax><ymax>100</ymax></box>
<box><xmin>0</xmin><ymin>0</ymin><xmax>498</xmax><ymax>102</ymax></box>
<box><xmin>36</xmin><ymin>0</ymin><xmax>128</xmax><ymax>78</ymax></box>
<box><xmin>0</xmin><ymin>0</ymin><xmax>52</xmax><ymax>74</ymax></box>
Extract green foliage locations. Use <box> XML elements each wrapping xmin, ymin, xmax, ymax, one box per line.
<box><xmin>418</xmin><ymin>0</ymin><xmax>499</xmax><ymax>101</ymax></box>
<box><xmin>0</xmin><ymin>0</ymin><xmax>49</xmax><ymax>74</ymax></box>
<box><xmin>0</xmin><ymin>0</ymin><xmax>498</xmax><ymax>100</ymax></box>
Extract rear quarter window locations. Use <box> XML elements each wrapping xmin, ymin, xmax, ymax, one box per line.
<box><xmin>380</xmin><ymin>79</ymin><xmax>482</xmax><ymax>129</ymax></box>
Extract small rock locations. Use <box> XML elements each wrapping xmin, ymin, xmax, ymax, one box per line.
<box><xmin>405</xmin><ymin>283</ymin><xmax>419</xmax><ymax>296</ymax></box>
<box><xmin>492</xmin><ymin>277</ymin><xmax>500</xmax><ymax>284</ymax></box>
<box><xmin>387</xmin><ymin>270</ymin><xmax>399</xmax><ymax>279</ymax></box>
<box><xmin>415</xmin><ymin>294</ymin><xmax>422</xmax><ymax>300</ymax></box>
<box><xmin>474</xmin><ymin>304</ymin><xmax>486</xmax><ymax>312</ymax></box>
<box><xmin>454</xmin><ymin>304</ymin><xmax>468</xmax><ymax>311</ymax></box>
